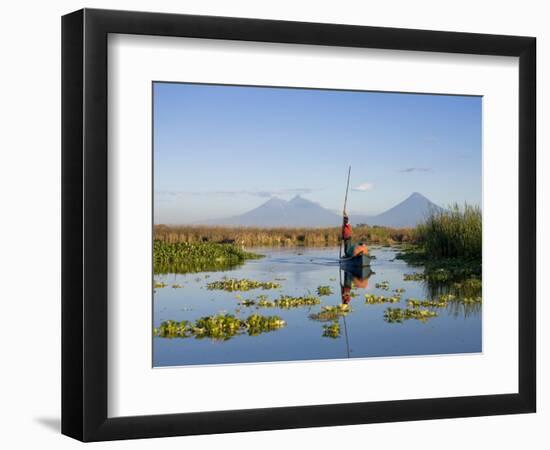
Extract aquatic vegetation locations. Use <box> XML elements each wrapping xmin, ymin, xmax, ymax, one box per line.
<box><xmin>154</xmin><ymin>224</ymin><xmax>415</xmax><ymax>248</ymax></box>
<box><xmin>322</xmin><ymin>322</ymin><xmax>341</xmax><ymax>338</ymax></box>
<box><xmin>257</xmin><ymin>299</ymin><xmax>275</xmax><ymax>307</ymax></box>
<box><xmin>384</xmin><ymin>307</ymin><xmax>438</xmax><ymax>323</ymax></box>
<box><xmin>206</xmin><ymin>278</ymin><xmax>281</xmax><ymax>292</ymax></box>
<box><xmin>393</xmin><ymin>288</ymin><xmax>405</xmax><ymax>294</ymax></box>
<box><xmin>438</xmin><ymin>293</ymin><xmax>456</xmax><ymax>302</ymax></box>
<box><xmin>365</xmin><ymin>293</ymin><xmax>401</xmax><ymax>304</ymax></box>
<box><xmin>245</xmin><ymin>314</ymin><xmax>287</xmax><ymax>336</ymax></box>
<box><xmin>407</xmin><ymin>298</ymin><xmax>447</xmax><ymax>308</ymax></box>
<box><xmin>309</xmin><ymin>304</ymin><xmax>351</xmax><ymax>322</ymax></box>
<box><xmin>171</xmin><ymin>284</ymin><xmax>183</xmax><ymax>289</ymax></box>
<box><xmin>154</xmin><ymin>240</ymin><xmax>263</xmax><ymax>274</ymax></box>
<box><xmin>316</xmin><ymin>285</ymin><xmax>333</xmax><ymax>296</ymax></box>
<box><xmin>406</xmin><ymin>293</ymin><xmax>481</xmax><ymax>309</ymax></box>
<box><xmin>154</xmin><ymin>314</ymin><xmax>286</xmax><ymax>340</ymax></box>
<box><xmin>427</xmin><ymin>267</ymin><xmax>453</xmax><ymax>282</ymax></box>
<box><xmin>416</xmin><ymin>203</ymin><xmax>481</xmax><ymax>260</ymax></box>
<box><xmin>375</xmin><ymin>281</ymin><xmax>390</xmax><ymax>290</ymax></box>
<box><xmin>403</xmin><ymin>272</ymin><xmax>425</xmax><ymax>281</ymax></box>
<box><xmin>461</xmin><ymin>296</ymin><xmax>482</xmax><ymax>304</ymax></box>
<box><xmin>239</xmin><ymin>299</ymin><xmax>256</xmax><ymax>307</ymax></box>
<box><xmin>154</xmin><ymin>280</ymin><xmax>168</xmax><ymax>289</ymax></box>
<box><xmin>154</xmin><ymin>320</ymin><xmax>192</xmax><ymax>338</ymax></box>
<box><xmin>453</xmin><ymin>278</ymin><xmax>482</xmax><ymax>290</ymax></box>
<box><xmin>397</xmin><ymin>204</ymin><xmax>482</xmax><ymax>282</ymax></box>
<box><xmin>257</xmin><ymin>294</ymin><xmax>321</xmax><ymax>309</ymax></box>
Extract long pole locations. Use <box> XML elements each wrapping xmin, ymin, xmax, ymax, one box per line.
<box><xmin>338</xmin><ymin>268</ymin><xmax>351</xmax><ymax>358</ymax></box>
<box><xmin>339</xmin><ymin>166</ymin><xmax>351</xmax><ymax>258</ymax></box>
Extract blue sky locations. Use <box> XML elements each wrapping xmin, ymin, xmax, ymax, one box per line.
<box><xmin>154</xmin><ymin>82</ymin><xmax>481</xmax><ymax>224</ymax></box>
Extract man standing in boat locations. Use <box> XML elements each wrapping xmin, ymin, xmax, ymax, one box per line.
<box><xmin>342</xmin><ymin>212</ymin><xmax>352</xmax><ymax>256</ymax></box>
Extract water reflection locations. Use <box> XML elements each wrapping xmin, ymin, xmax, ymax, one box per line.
<box><xmin>340</xmin><ymin>267</ymin><xmax>373</xmax><ymax>305</ymax></box>
<box><xmin>153</xmin><ymin>246</ymin><xmax>482</xmax><ymax>367</ymax></box>
<box><xmin>422</xmin><ymin>278</ymin><xmax>482</xmax><ymax>319</ymax></box>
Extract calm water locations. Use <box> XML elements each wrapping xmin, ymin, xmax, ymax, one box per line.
<box><xmin>153</xmin><ymin>246</ymin><xmax>481</xmax><ymax>367</ymax></box>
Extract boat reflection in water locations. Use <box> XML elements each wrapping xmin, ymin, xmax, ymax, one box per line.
<box><xmin>340</xmin><ymin>266</ymin><xmax>374</xmax><ymax>304</ymax></box>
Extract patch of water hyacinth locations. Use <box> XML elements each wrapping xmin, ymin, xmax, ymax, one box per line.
<box><xmin>384</xmin><ymin>307</ymin><xmax>438</xmax><ymax>323</ymax></box>
<box><xmin>238</xmin><ymin>293</ymin><xmax>321</xmax><ymax>309</ymax></box>
<box><xmin>453</xmin><ymin>278</ymin><xmax>482</xmax><ymax>290</ymax></box>
<box><xmin>316</xmin><ymin>285</ymin><xmax>333</xmax><ymax>296</ymax></box>
<box><xmin>406</xmin><ymin>294</ymin><xmax>482</xmax><ymax>309</ymax></box>
<box><xmin>322</xmin><ymin>322</ymin><xmax>341</xmax><ymax>338</ymax></box>
<box><xmin>309</xmin><ymin>304</ymin><xmax>351</xmax><ymax>322</ymax></box>
<box><xmin>154</xmin><ymin>280</ymin><xmax>168</xmax><ymax>289</ymax></box>
<box><xmin>154</xmin><ymin>314</ymin><xmax>286</xmax><ymax>340</ymax></box>
<box><xmin>375</xmin><ymin>281</ymin><xmax>390</xmax><ymax>290</ymax></box>
<box><xmin>407</xmin><ymin>298</ymin><xmax>447</xmax><ymax>308</ymax></box>
<box><xmin>365</xmin><ymin>293</ymin><xmax>401</xmax><ymax>304</ymax></box>
<box><xmin>403</xmin><ymin>272</ymin><xmax>425</xmax><ymax>281</ymax></box>
<box><xmin>258</xmin><ymin>294</ymin><xmax>321</xmax><ymax>309</ymax></box>
<box><xmin>206</xmin><ymin>278</ymin><xmax>281</xmax><ymax>292</ymax></box>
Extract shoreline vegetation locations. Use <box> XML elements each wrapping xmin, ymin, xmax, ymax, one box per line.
<box><xmin>154</xmin><ymin>203</ymin><xmax>481</xmax><ymax>281</ymax></box>
<box><xmin>154</xmin><ymin>224</ymin><xmax>414</xmax><ymax>247</ymax></box>
<box><xmin>153</xmin><ymin>240</ymin><xmax>262</xmax><ymax>274</ymax></box>
<box><xmin>396</xmin><ymin>204</ymin><xmax>482</xmax><ymax>282</ymax></box>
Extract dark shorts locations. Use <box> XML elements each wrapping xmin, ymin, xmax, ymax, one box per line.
<box><xmin>344</xmin><ymin>238</ymin><xmax>352</xmax><ymax>256</ymax></box>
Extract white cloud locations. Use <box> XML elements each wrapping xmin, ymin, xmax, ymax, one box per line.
<box><xmin>352</xmin><ymin>183</ymin><xmax>374</xmax><ymax>192</ymax></box>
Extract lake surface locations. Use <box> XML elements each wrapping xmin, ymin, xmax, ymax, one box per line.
<box><xmin>153</xmin><ymin>246</ymin><xmax>481</xmax><ymax>367</ymax></box>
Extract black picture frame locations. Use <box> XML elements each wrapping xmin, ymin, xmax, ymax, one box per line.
<box><xmin>62</xmin><ymin>8</ymin><xmax>536</xmax><ymax>442</ymax></box>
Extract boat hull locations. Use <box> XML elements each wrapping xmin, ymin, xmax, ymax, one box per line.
<box><xmin>339</xmin><ymin>253</ymin><xmax>372</xmax><ymax>271</ymax></box>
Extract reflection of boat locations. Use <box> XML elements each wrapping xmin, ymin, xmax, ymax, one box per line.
<box><xmin>339</xmin><ymin>253</ymin><xmax>372</xmax><ymax>272</ymax></box>
<box><xmin>341</xmin><ymin>265</ymin><xmax>373</xmax><ymax>281</ymax></box>
<box><xmin>340</xmin><ymin>265</ymin><xmax>373</xmax><ymax>305</ymax></box>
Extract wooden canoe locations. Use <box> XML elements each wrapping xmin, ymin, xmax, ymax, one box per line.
<box><xmin>339</xmin><ymin>252</ymin><xmax>372</xmax><ymax>271</ymax></box>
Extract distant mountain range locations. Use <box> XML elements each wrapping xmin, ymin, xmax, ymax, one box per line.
<box><xmin>201</xmin><ymin>192</ymin><xmax>443</xmax><ymax>228</ymax></box>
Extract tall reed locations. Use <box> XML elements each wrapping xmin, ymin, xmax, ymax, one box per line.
<box><xmin>154</xmin><ymin>224</ymin><xmax>414</xmax><ymax>247</ymax></box>
<box><xmin>415</xmin><ymin>203</ymin><xmax>481</xmax><ymax>260</ymax></box>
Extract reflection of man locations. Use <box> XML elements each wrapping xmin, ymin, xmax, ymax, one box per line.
<box><xmin>342</xmin><ymin>213</ymin><xmax>352</xmax><ymax>256</ymax></box>
<box><xmin>341</xmin><ymin>271</ymin><xmax>353</xmax><ymax>304</ymax></box>
<box><xmin>341</xmin><ymin>270</ymin><xmax>371</xmax><ymax>304</ymax></box>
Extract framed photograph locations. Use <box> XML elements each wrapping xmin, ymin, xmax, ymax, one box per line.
<box><xmin>62</xmin><ymin>8</ymin><xmax>536</xmax><ymax>441</ymax></box>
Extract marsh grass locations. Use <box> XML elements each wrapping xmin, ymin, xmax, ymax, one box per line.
<box><xmin>154</xmin><ymin>224</ymin><xmax>414</xmax><ymax>247</ymax></box>
<box><xmin>416</xmin><ymin>203</ymin><xmax>482</xmax><ymax>260</ymax></box>
<box><xmin>154</xmin><ymin>240</ymin><xmax>262</xmax><ymax>274</ymax></box>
